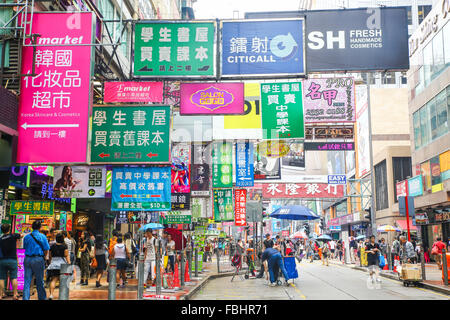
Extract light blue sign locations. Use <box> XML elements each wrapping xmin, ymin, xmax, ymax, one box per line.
<box><xmin>235</xmin><ymin>141</ymin><xmax>254</xmax><ymax>187</ymax></box>
<box><xmin>221</xmin><ymin>19</ymin><xmax>305</xmax><ymax>77</ymax></box>
<box><xmin>328</xmin><ymin>174</ymin><xmax>347</xmax><ymax>185</ymax></box>
<box><xmin>329</xmin><ymin>225</ymin><xmax>341</xmax><ymax>231</ymax></box>
<box><xmin>407</xmin><ymin>175</ymin><xmax>423</xmax><ymax>197</ymax></box>
<box><xmin>111</xmin><ymin>167</ymin><xmax>171</xmax><ymax>211</ymax></box>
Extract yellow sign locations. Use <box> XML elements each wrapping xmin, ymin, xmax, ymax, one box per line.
<box><xmin>257</xmin><ymin>140</ymin><xmax>290</xmax><ymax>158</ymax></box>
<box><xmin>440</xmin><ymin>150</ymin><xmax>450</xmax><ymax>172</ymax></box>
<box><xmin>224</xmin><ymin>83</ymin><xmax>261</xmax><ymax>129</ymax></box>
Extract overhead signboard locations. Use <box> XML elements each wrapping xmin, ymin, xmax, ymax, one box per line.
<box><xmin>212</xmin><ymin>142</ymin><xmax>233</xmax><ymax>188</ymax></box>
<box><xmin>160</xmin><ymin>211</ymin><xmax>192</xmax><ymax>224</ymax></box>
<box><xmin>398</xmin><ymin>196</ymin><xmax>415</xmax><ymax>217</ymax></box>
<box><xmin>235</xmin><ymin>141</ymin><xmax>254</xmax><ymax>187</ymax></box>
<box><xmin>305</xmin><ymin>125</ymin><xmax>354</xmax><ymax>140</ymax></box>
<box><xmin>90</xmin><ymin>105</ymin><xmax>170</xmax><ymax>163</ymax></box>
<box><xmin>220</xmin><ymin>19</ymin><xmax>305</xmax><ymax>77</ymax></box>
<box><xmin>180</xmin><ymin>82</ymin><xmax>244</xmax><ymax>115</ymax></box>
<box><xmin>262</xmin><ymin>183</ymin><xmax>345</xmax><ymax>198</ymax></box>
<box><xmin>303</xmin><ymin>77</ymin><xmax>355</xmax><ymax>123</ymax></box>
<box><xmin>396</xmin><ymin>180</ymin><xmax>408</xmax><ymax>200</ymax></box>
<box><xmin>213</xmin><ymin>188</ymin><xmax>234</xmax><ymax>222</ymax></box>
<box><xmin>355</xmin><ymin>85</ymin><xmax>370</xmax><ymax>178</ymax></box>
<box><xmin>53</xmin><ymin>166</ymin><xmax>106</xmax><ymax>198</ymax></box>
<box><xmin>134</xmin><ymin>21</ymin><xmax>216</xmax><ymax>77</ymax></box>
<box><xmin>17</xmin><ymin>12</ymin><xmax>95</xmax><ymax>163</ymax></box>
<box><xmin>171</xmin><ymin>143</ymin><xmax>190</xmax><ymax>193</ymax></box>
<box><xmin>103</xmin><ymin>82</ymin><xmax>163</xmax><ymax>103</ymax></box>
<box><xmin>328</xmin><ymin>175</ymin><xmax>347</xmax><ymax>185</ymax></box>
<box><xmin>234</xmin><ymin>189</ymin><xmax>247</xmax><ymax>226</ymax></box>
<box><xmin>191</xmin><ymin>143</ymin><xmax>211</xmax><ymax>196</ymax></box>
<box><xmin>408</xmin><ymin>175</ymin><xmax>423</xmax><ymax>197</ymax></box>
<box><xmin>260</xmin><ymin>82</ymin><xmax>304</xmax><ymax>139</ymax></box>
<box><xmin>305</xmin><ymin>142</ymin><xmax>355</xmax><ymax>151</ymax></box>
<box><xmin>10</xmin><ymin>200</ymin><xmax>54</xmax><ymax>215</ymax></box>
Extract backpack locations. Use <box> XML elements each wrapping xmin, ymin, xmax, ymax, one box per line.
<box><xmin>108</xmin><ymin>237</ymin><xmax>117</xmax><ymax>256</ymax></box>
<box><xmin>231</xmin><ymin>253</ymin><xmax>241</xmax><ymax>267</ymax></box>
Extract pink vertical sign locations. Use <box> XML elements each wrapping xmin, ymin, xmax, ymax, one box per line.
<box><xmin>17</xmin><ymin>12</ymin><xmax>94</xmax><ymax>163</ymax></box>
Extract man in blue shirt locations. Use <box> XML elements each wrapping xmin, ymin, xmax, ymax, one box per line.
<box><xmin>261</xmin><ymin>247</ymin><xmax>289</xmax><ymax>287</ymax></box>
<box><xmin>23</xmin><ymin>220</ymin><xmax>50</xmax><ymax>300</ymax></box>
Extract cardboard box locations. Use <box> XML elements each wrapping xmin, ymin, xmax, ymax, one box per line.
<box><xmin>401</xmin><ymin>264</ymin><xmax>421</xmax><ymax>280</ymax></box>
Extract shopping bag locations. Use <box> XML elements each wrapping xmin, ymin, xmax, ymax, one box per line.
<box><xmin>163</xmin><ymin>256</ymin><xmax>169</xmax><ymax>269</ymax></box>
<box><xmin>379</xmin><ymin>254</ymin><xmax>386</xmax><ymax>268</ymax></box>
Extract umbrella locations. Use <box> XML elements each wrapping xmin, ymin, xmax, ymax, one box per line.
<box><xmin>290</xmin><ymin>231</ymin><xmax>308</xmax><ymax>239</ymax></box>
<box><xmin>355</xmin><ymin>235</ymin><xmax>366</xmax><ymax>241</ymax></box>
<box><xmin>138</xmin><ymin>223</ymin><xmax>164</xmax><ymax>232</ymax></box>
<box><xmin>165</xmin><ymin>227</ymin><xmax>187</xmax><ymax>251</ymax></box>
<box><xmin>317</xmin><ymin>234</ymin><xmax>332</xmax><ymax>241</ymax></box>
<box><xmin>377</xmin><ymin>225</ymin><xmax>401</xmax><ymax>232</ymax></box>
<box><xmin>270</xmin><ymin>205</ymin><xmax>319</xmax><ymax>221</ymax></box>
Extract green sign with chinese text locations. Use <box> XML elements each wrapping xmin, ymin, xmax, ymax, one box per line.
<box><xmin>212</xmin><ymin>142</ymin><xmax>233</xmax><ymax>188</ymax></box>
<box><xmin>10</xmin><ymin>200</ymin><xmax>54</xmax><ymax>216</ymax></box>
<box><xmin>213</xmin><ymin>189</ymin><xmax>233</xmax><ymax>222</ymax></box>
<box><xmin>160</xmin><ymin>211</ymin><xmax>192</xmax><ymax>224</ymax></box>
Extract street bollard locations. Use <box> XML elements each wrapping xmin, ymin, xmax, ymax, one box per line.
<box><xmin>216</xmin><ymin>247</ymin><xmax>220</xmax><ymax>273</ymax></box>
<box><xmin>442</xmin><ymin>248</ymin><xmax>448</xmax><ymax>286</ymax></box>
<box><xmin>387</xmin><ymin>244</ymin><xmax>392</xmax><ymax>271</ymax></box>
<box><xmin>58</xmin><ymin>264</ymin><xmax>72</xmax><ymax>300</ymax></box>
<box><xmin>194</xmin><ymin>248</ymin><xmax>198</xmax><ymax>277</ymax></box>
<box><xmin>137</xmin><ymin>252</ymin><xmax>145</xmax><ymax>300</ymax></box>
<box><xmin>180</xmin><ymin>250</ymin><xmax>184</xmax><ymax>288</ymax></box>
<box><xmin>420</xmin><ymin>250</ymin><xmax>426</xmax><ymax>281</ymax></box>
<box><xmin>156</xmin><ymin>240</ymin><xmax>161</xmax><ymax>295</ymax></box>
<box><xmin>108</xmin><ymin>259</ymin><xmax>117</xmax><ymax>300</ymax></box>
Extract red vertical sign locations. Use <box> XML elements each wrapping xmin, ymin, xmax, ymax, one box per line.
<box><xmin>234</xmin><ymin>189</ymin><xmax>247</xmax><ymax>226</ymax></box>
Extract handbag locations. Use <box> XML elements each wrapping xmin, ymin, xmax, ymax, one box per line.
<box><xmin>91</xmin><ymin>257</ymin><xmax>98</xmax><ymax>269</ymax></box>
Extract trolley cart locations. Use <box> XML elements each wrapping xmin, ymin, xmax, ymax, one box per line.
<box><xmin>283</xmin><ymin>256</ymin><xmax>298</xmax><ymax>284</ymax></box>
<box><xmin>398</xmin><ymin>263</ymin><xmax>422</xmax><ymax>287</ymax></box>
<box><xmin>244</xmin><ymin>248</ymin><xmax>256</xmax><ymax>280</ymax></box>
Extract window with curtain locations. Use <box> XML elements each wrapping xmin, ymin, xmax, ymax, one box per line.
<box><xmin>392</xmin><ymin>157</ymin><xmax>412</xmax><ymax>203</ymax></box>
<box><xmin>375</xmin><ymin>160</ymin><xmax>388</xmax><ymax>211</ymax></box>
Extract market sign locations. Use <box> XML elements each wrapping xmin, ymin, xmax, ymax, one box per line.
<box><xmin>304</xmin><ymin>142</ymin><xmax>354</xmax><ymax>151</ymax></box>
<box><xmin>303</xmin><ymin>77</ymin><xmax>355</xmax><ymax>123</ymax></box>
<box><xmin>111</xmin><ymin>167</ymin><xmax>171</xmax><ymax>211</ymax></box>
<box><xmin>191</xmin><ymin>143</ymin><xmax>211</xmax><ymax>196</ymax></box>
<box><xmin>262</xmin><ymin>183</ymin><xmax>345</xmax><ymax>198</ymax></box>
<box><xmin>10</xmin><ymin>200</ymin><xmax>54</xmax><ymax>215</ymax></box>
<box><xmin>160</xmin><ymin>211</ymin><xmax>192</xmax><ymax>224</ymax></box>
<box><xmin>305</xmin><ymin>125</ymin><xmax>354</xmax><ymax>140</ymax></box>
<box><xmin>235</xmin><ymin>141</ymin><xmax>254</xmax><ymax>187</ymax></box>
<box><xmin>53</xmin><ymin>166</ymin><xmax>106</xmax><ymax>198</ymax></box>
<box><xmin>213</xmin><ymin>188</ymin><xmax>234</xmax><ymax>222</ymax></box>
<box><xmin>134</xmin><ymin>21</ymin><xmax>216</xmax><ymax>77</ymax></box>
<box><xmin>220</xmin><ymin>19</ymin><xmax>305</xmax><ymax>77</ymax></box>
<box><xmin>212</xmin><ymin>142</ymin><xmax>233</xmax><ymax>188</ymax></box>
<box><xmin>234</xmin><ymin>189</ymin><xmax>247</xmax><ymax>226</ymax></box>
<box><xmin>90</xmin><ymin>105</ymin><xmax>170</xmax><ymax>163</ymax></box>
<box><xmin>260</xmin><ymin>82</ymin><xmax>304</xmax><ymax>139</ymax></box>
<box><xmin>17</xmin><ymin>12</ymin><xmax>95</xmax><ymax>163</ymax></box>
<box><xmin>180</xmin><ymin>83</ymin><xmax>244</xmax><ymax>115</ymax></box>
<box><xmin>104</xmin><ymin>82</ymin><xmax>163</xmax><ymax>103</ymax></box>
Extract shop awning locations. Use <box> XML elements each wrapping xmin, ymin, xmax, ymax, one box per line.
<box><xmin>396</xmin><ymin>219</ymin><xmax>417</xmax><ymax>231</ymax></box>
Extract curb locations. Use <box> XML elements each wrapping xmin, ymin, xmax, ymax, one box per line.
<box><xmin>182</xmin><ymin>271</ymin><xmax>239</xmax><ymax>300</ymax></box>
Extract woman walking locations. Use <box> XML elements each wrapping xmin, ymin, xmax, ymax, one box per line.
<box><xmin>47</xmin><ymin>233</ymin><xmax>70</xmax><ymax>300</ymax></box>
<box><xmin>94</xmin><ymin>235</ymin><xmax>107</xmax><ymax>288</ymax></box>
<box><xmin>78</xmin><ymin>231</ymin><xmax>91</xmax><ymax>286</ymax></box>
<box><xmin>112</xmin><ymin>235</ymin><xmax>130</xmax><ymax>288</ymax></box>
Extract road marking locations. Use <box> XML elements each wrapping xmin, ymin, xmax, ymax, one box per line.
<box><xmin>289</xmin><ymin>283</ymin><xmax>306</xmax><ymax>300</ymax></box>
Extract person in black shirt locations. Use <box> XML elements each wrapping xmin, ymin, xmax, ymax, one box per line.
<box><xmin>0</xmin><ymin>224</ymin><xmax>23</xmax><ymax>300</ymax></box>
<box><xmin>47</xmin><ymin>233</ymin><xmax>70</xmax><ymax>299</ymax></box>
<box><xmin>365</xmin><ymin>235</ymin><xmax>381</xmax><ymax>285</ymax></box>
<box><xmin>263</xmin><ymin>234</ymin><xmax>274</xmax><ymax>249</ymax></box>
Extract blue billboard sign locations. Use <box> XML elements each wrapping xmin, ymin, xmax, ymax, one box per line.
<box><xmin>111</xmin><ymin>167</ymin><xmax>171</xmax><ymax>211</ymax></box>
<box><xmin>220</xmin><ymin>19</ymin><xmax>305</xmax><ymax>77</ymax></box>
<box><xmin>328</xmin><ymin>174</ymin><xmax>347</xmax><ymax>185</ymax></box>
<box><xmin>235</xmin><ymin>141</ymin><xmax>254</xmax><ymax>187</ymax></box>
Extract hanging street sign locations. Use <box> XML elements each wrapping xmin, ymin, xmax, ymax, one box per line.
<box><xmin>213</xmin><ymin>188</ymin><xmax>234</xmax><ymax>222</ymax></box>
<box><xmin>262</xmin><ymin>183</ymin><xmax>345</xmax><ymax>198</ymax></box>
<box><xmin>134</xmin><ymin>21</ymin><xmax>216</xmax><ymax>77</ymax></box>
<box><xmin>103</xmin><ymin>81</ymin><xmax>163</xmax><ymax>103</ymax></box>
<box><xmin>10</xmin><ymin>200</ymin><xmax>54</xmax><ymax>216</ymax></box>
<box><xmin>304</xmin><ymin>142</ymin><xmax>355</xmax><ymax>151</ymax></box>
<box><xmin>235</xmin><ymin>141</ymin><xmax>254</xmax><ymax>187</ymax></box>
<box><xmin>90</xmin><ymin>105</ymin><xmax>170</xmax><ymax>163</ymax></box>
<box><xmin>191</xmin><ymin>143</ymin><xmax>211</xmax><ymax>196</ymax></box>
<box><xmin>160</xmin><ymin>211</ymin><xmax>192</xmax><ymax>224</ymax></box>
<box><xmin>212</xmin><ymin>141</ymin><xmax>233</xmax><ymax>188</ymax></box>
<box><xmin>234</xmin><ymin>189</ymin><xmax>247</xmax><ymax>226</ymax></box>
<box><xmin>328</xmin><ymin>175</ymin><xmax>347</xmax><ymax>185</ymax></box>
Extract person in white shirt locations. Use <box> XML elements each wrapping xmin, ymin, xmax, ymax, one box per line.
<box><xmin>329</xmin><ymin>240</ymin><xmax>336</xmax><ymax>259</ymax></box>
<box><xmin>166</xmin><ymin>234</ymin><xmax>176</xmax><ymax>273</ymax></box>
<box><xmin>143</xmin><ymin>230</ymin><xmax>156</xmax><ymax>286</ymax></box>
<box><xmin>112</xmin><ymin>235</ymin><xmax>130</xmax><ymax>288</ymax></box>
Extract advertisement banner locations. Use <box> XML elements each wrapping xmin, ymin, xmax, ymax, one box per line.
<box><xmin>10</xmin><ymin>200</ymin><xmax>54</xmax><ymax>215</ymax></box>
<box><xmin>281</xmin><ymin>140</ymin><xmax>305</xmax><ymax>171</ymax></box>
<box><xmin>262</xmin><ymin>183</ymin><xmax>344</xmax><ymax>198</ymax></box>
<box><xmin>234</xmin><ymin>189</ymin><xmax>247</xmax><ymax>226</ymax></box>
<box><xmin>254</xmin><ymin>149</ymin><xmax>281</xmax><ymax>180</ymax></box>
<box><xmin>260</xmin><ymin>82</ymin><xmax>304</xmax><ymax>139</ymax></box>
<box><xmin>420</xmin><ymin>160</ymin><xmax>432</xmax><ymax>191</ymax></box>
<box><xmin>53</xmin><ymin>166</ymin><xmax>106</xmax><ymax>198</ymax></box>
<box><xmin>213</xmin><ymin>83</ymin><xmax>262</xmax><ymax>139</ymax></box>
<box><xmin>356</xmin><ymin>85</ymin><xmax>370</xmax><ymax>178</ymax></box>
<box><xmin>212</xmin><ymin>142</ymin><xmax>233</xmax><ymax>188</ymax></box>
<box><xmin>17</xmin><ymin>12</ymin><xmax>95</xmax><ymax>163</ymax></box>
<box><xmin>11</xmin><ymin>249</ymin><xmax>25</xmax><ymax>291</ymax></box>
<box><xmin>90</xmin><ymin>105</ymin><xmax>170</xmax><ymax>163</ymax></box>
<box><xmin>303</xmin><ymin>77</ymin><xmax>355</xmax><ymax>123</ymax></box>
<box><xmin>104</xmin><ymin>82</ymin><xmax>163</xmax><ymax>103</ymax></box>
<box><xmin>171</xmin><ymin>143</ymin><xmax>190</xmax><ymax>193</ymax></box>
<box><xmin>235</xmin><ymin>141</ymin><xmax>254</xmax><ymax>187</ymax></box>
<box><xmin>171</xmin><ymin>193</ymin><xmax>191</xmax><ymax>210</ymax></box>
<box><xmin>396</xmin><ymin>180</ymin><xmax>408</xmax><ymax>200</ymax></box>
<box><xmin>440</xmin><ymin>151</ymin><xmax>450</xmax><ymax>181</ymax></box>
<box><xmin>213</xmin><ymin>189</ymin><xmax>234</xmax><ymax>222</ymax></box>
<box><xmin>160</xmin><ymin>211</ymin><xmax>192</xmax><ymax>224</ymax></box>
<box><xmin>191</xmin><ymin>143</ymin><xmax>211</xmax><ymax>196</ymax></box>
<box><xmin>220</xmin><ymin>19</ymin><xmax>305</xmax><ymax>77</ymax></box>
<box><xmin>430</xmin><ymin>156</ymin><xmax>443</xmax><ymax>193</ymax></box>
<box><xmin>134</xmin><ymin>21</ymin><xmax>216</xmax><ymax>77</ymax></box>
<box><xmin>111</xmin><ymin>167</ymin><xmax>171</xmax><ymax>211</ymax></box>
<box><xmin>180</xmin><ymin>83</ymin><xmax>244</xmax><ymax>115</ymax></box>
<box><xmin>59</xmin><ymin>211</ymin><xmax>67</xmax><ymax>231</ymax></box>
<box><xmin>305</xmin><ymin>142</ymin><xmax>355</xmax><ymax>151</ymax></box>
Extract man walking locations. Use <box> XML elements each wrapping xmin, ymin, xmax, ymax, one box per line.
<box><xmin>0</xmin><ymin>224</ymin><xmax>23</xmax><ymax>300</ymax></box>
<box><xmin>400</xmin><ymin>236</ymin><xmax>417</xmax><ymax>263</ymax></box>
<box><xmin>23</xmin><ymin>221</ymin><xmax>50</xmax><ymax>300</ymax></box>
<box><xmin>365</xmin><ymin>235</ymin><xmax>381</xmax><ymax>288</ymax></box>
<box><xmin>261</xmin><ymin>247</ymin><xmax>290</xmax><ymax>287</ymax></box>
<box><xmin>143</xmin><ymin>230</ymin><xmax>156</xmax><ymax>287</ymax></box>
<box><xmin>321</xmin><ymin>241</ymin><xmax>330</xmax><ymax>266</ymax></box>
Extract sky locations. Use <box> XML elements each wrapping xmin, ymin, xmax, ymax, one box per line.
<box><xmin>193</xmin><ymin>0</ymin><xmax>304</xmax><ymax>19</ymax></box>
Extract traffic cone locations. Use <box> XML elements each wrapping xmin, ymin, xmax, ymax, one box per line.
<box><xmin>393</xmin><ymin>255</ymin><xmax>399</xmax><ymax>273</ymax></box>
<box><xmin>383</xmin><ymin>255</ymin><xmax>388</xmax><ymax>271</ymax></box>
<box><xmin>172</xmin><ymin>262</ymin><xmax>180</xmax><ymax>289</ymax></box>
<box><xmin>184</xmin><ymin>261</ymin><xmax>191</xmax><ymax>283</ymax></box>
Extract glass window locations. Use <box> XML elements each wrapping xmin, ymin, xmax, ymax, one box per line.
<box><xmin>375</xmin><ymin>160</ymin><xmax>388</xmax><ymax>211</ymax></box>
<box><xmin>382</xmin><ymin>72</ymin><xmax>396</xmax><ymax>84</ymax></box>
<box><xmin>444</xmin><ymin>22</ymin><xmax>450</xmax><ymax>66</ymax></box>
<box><xmin>392</xmin><ymin>157</ymin><xmax>412</xmax><ymax>203</ymax></box>
<box><xmin>413</xmin><ymin>111</ymin><xmax>421</xmax><ymax>149</ymax></box>
<box><xmin>415</xmin><ymin>67</ymin><xmax>424</xmax><ymax>95</ymax></box>
<box><xmin>429</xmin><ymin>99</ymin><xmax>438</xmax><ymax>140</ymax></box>
<box><xmin>420</xmin><ymin>103</ymin><xmax>430</xmax><ymax>146</ymax></box>
<box><xmin>435</xmin><ymin>89</ymin><xmax>448</xmax><ymax>138</ymax></box>
<box><xmin>423</xmin><ymin>42</ymin><xmax>433</xmax><ymax>87</ymax></box>
<box><xmin>418</xmin><ymin>5</ymin><xmax>432</xmax><ymax>25</ymax></box>
<box><xmin>406</xmin><ymin>6</ymin><xmax>412</xmax><ymax>26</ymax></box>
<box><xmin>432</xmin><ymin>30</ymin><xmax>445</xmax><ymax>76</ymax></box>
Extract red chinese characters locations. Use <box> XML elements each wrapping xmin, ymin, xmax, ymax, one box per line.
<box><xmin>234</xmin><ymin>189</ymin><xmax>247</xmax><ymax>226</ymax></box>
<box><xmin>262</xmin><ymin>183</ymin><xmax>345</xmax><ymax>198</ymax></box>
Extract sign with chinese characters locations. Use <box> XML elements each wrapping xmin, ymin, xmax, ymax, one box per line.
<box><xmin>53</xmin><ymin>166</ymin><xmax>106</xmax><ymax>198</ymax></box>
<box><xmin>191</xmin><ymin>143</ymin><xmax>211</xmax><ymax>196</ymax></box>
<box><xmin>104</xmin><ymin>82</ymin><xmax>163</xmax><ymax>103</ymax></box>
<box><xmin>281</xmin><ymin>230</ymin><xmax>289</xmax><ymax>237</ymax></box>
<box><xmin>304</xmin><ymin>142</ymin><xmax>355</xmax><ymax>151</ymax></box>
<box><xmin>303</xmin><ymin>77</ymin><xmax>355</xmax><ymax>123</ymax></box>
<box><xmin>111</xmin><ymin>167</ymin><xmax>171</xmax><ymax>211</ymax></box>
<box><xmin>396</xmin><ymin>180</ymin><xmax>408</xmax><ymax>200</ymax></box>
<box><xmin>171</xmin><ymin>143</ymin><xmax>190</xmax><ymax>193</ymax></box>
<box><xmin>171</xmin><ymin>193</ymin><xmax>191</xmax><ymax>210</ymax></box>
<box><xmin>220</xmin><ymin>19</ymin><xmax>305</xmax><ymax>77</ymax></box>
<box><xmin>134</xmin><ymin>21</ymin><xmax>216</xmax><ymax>77</ymax></box>
<box><xmin>180</xmin><ymin>83</ymin><xmax>244</xmax><ymax>115</ymax></box>
<box><xmin>160</xmin><ymin>211</ymin><xmax>192</xmax><ymax>224</ymax></box>
<box><xmin>235</xmin><ymin>141</ymin><xmax>254</xmax><ymax>187</ymax></box>
<box><xmin>17</xmin><ymin>12</ymin><xmax>95</xmax><ymax>163</ymax></box>
<box><xmin>117</xmin><ymin>211</ymin><xmax>128</xmax><ymax>224</ymax></box>
<box><xmin>191</xmin><ymin>197</ymin><xmax>211</xmax><ymax>220</ymax></box>
<box><xmin>262</xmin><ymin>183</ymin><xmax>345</xmax><ymax>198</ymax></box>
<box><xmin>234</xmin><ymin>189</ymin><xmax>247</xmax><ymax>226</ymax></box>
<box><xmin>212</xmin><ymin>142</ymin><xmax>233</xmax><ymax>188</ymax></box>
<box><xmin>260</xmin><ymin>82</ymin><xmax>304</xmax><ymax>139</ymax></box>
<box><xmin>328</xmin><ymin>175</ymin><xmax>347</xmax><ymax>185</ymax></box>
<box><xmin>305</xmin><ymin>125</ymin><xmax>354</xmax><ymax>140</ymax></box>
<box><xmin>40</xmin><ymin>182</ymin><xmax>71</xmax><ymax>204</ymax></box>
<box><xmin>407</xmin><ymin>175</ymin><xmax>423</xmax><ymax>197</ymax></box>
<box><xmin>213</xmin><ymin>189</ymin><xmax>234</xmax><ymax>222</ymax></box>
<box><xmin>90</xmin><ymin>105</ymin><xmax>170</xmax><ymax>163</ymax></box>
<box><xmin>10</xmin><ymin>200</ymin><xmax>54</xmax><ymax>215</ymax></box>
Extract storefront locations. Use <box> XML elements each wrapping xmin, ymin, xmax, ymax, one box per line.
<box><xmin>416</xmin><ymin>208</ymin><xmax>450</xmax><ymax>252</ymax></box>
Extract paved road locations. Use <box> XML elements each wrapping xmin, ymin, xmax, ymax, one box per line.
<box><xmin>191</xmin><ymin>260</ymin><xmax>449</xmax><ymax>300</ymax></box>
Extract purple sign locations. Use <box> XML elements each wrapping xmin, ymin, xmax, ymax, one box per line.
<box><xmin>304</xmin><ymin>142</ymin><xmax>355</xmax><ymax>151</ymax></box>
<box><xmin>180</xmin><ymin>83</ymin><xmax>244</xmax><ymax>115</ymax></box>
<box><xmin>9</xmin><ymin>249</ymin><xmax>25</xmax><ymax>291</ymax></box>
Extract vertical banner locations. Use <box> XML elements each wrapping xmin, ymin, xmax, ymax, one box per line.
<box><xmin>134</xmin><ymin>21</ymin><xmax>216</xmax><ymax>77</ymax></box>
<box><xmin>355</xmin><ymin>85</ymin><xmax>370</xmax><ymax>178</ymax></box>
<box><xmin>191</xmin><ymin>143</ymin><xmax>211</xmax><ymax>196</ymax></box>
<box><xmin>111</xmin><ymin>167</ymin><xmax>171</xmax><ymax>211</ymax></box>
<box><xmin>213</xmin><ymin>189</ymin><xmax>234</xmax><ymax>222</ymax></box>
<box><xmin>260</xmin><ymin>82</ymin><xmax>304</xmax><ymax>139</ymax></box>
<box><xmin>59</xmin><ymin>211</ymin><xmax>67</xmax><ymax>231</ymax></box>
<box><xmin>303</xmin><ymin>77</ymin><xmax>355</xmax><ymax>123</ymax></box>
<box><xmin>212</xmin><ymin>142</ymin><xmax>233</xmax><ymax>188</ymax></box>
<box><xmin>66</xmin><ymin>212</ymin><xmax>72</xmax><ymax>231</ymax></box>
<box><xmin>430</xmin><ymin>156</ymin><xmax>443</xmax><ymax>193</ymax></box>
<box><xmin>17</xmin><ymin>12</ymin><xmax>95</xmax><ymax>163</ymax></box>
<box><xmin>171</xmin><ymin>142</ymin><xmax>190</xmax><ymax>189</ymax></box>
<box><xmin>235</xmin><ymin>141</ymin><xmax>254</xmax><ymax>187</ymax></box>
<box><xmin>234</xmin><ymin>189</ymin><xmax>247</xmax><ymax>226</ymax></box>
